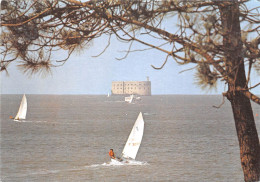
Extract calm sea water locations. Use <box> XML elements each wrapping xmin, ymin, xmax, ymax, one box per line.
<box><xmin>1</xmin><ymin>95</ymin><xmax>259</xmax><ymax>182</ymax></box>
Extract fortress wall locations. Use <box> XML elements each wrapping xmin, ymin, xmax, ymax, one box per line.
<box><xmin>111</xmin><ymin>81</ymin><xmax>151</xmax><ymax>95</ymax></box>
<box><xmin>111</xmin><ymin>81</ymin><xmax>124</xmax><ymax>94</ymax></box>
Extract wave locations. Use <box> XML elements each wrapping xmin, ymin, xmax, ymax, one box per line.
<box><xmin>14</xmin><ymin>166</ymin><xmax>86</xmax><ymax>177</ymax></box>
<box><xmin>4</xmin><ymin>161</ymin><xmax>148</xmax><ymax>179</ymax></box>
<box><xmin>14</xmin><ymin>120</ymin><xmax>48</xmax><ymax>123</ymax></box>
<box><xmin>29</xmin><ymin>169</ymin><xmax>61</xmax><ymax>175</ymax></box>
<box><xmin>85</xmin><ymin>160</ymin><xmax>148</xmax><ymax>168</ymax></box>
<box><xmin>143</xmin><ymin>112</ymin><xmax>156</xmax><ymax>116</ymax></box>
<box><xmin>6</xmin><ymin>169</ymin><xmax>62</xmax><ymax>178</ymax></box>
<box><xmin>14</xmin><ymin>120</ymin><xmax>77</xmax><ymax>124</ymax></box>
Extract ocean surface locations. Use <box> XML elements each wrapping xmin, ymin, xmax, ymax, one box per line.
<box><xmin>1</xmin><ymin>95</ymin><xmax>259</xmax><ymax>182</ymax></box>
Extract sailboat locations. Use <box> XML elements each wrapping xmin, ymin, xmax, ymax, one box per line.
<box><xmin>111</xmin><ymin>112</ymin><xmax>144</xmax><ymax>162</ymax></box>
<box><xmin>107</xmin><ymin>92</ymin><xmax>110</xmax><ymax>97</ymax></box>
<box><xmin>124</xmin><ymin>94</ymin><xmax>134</xmax><ymax>103</ymax></box>
<box><xmin>13</xmin><ymin>94</ymin><xmax>27</xmax><ymax>121</ymax></box>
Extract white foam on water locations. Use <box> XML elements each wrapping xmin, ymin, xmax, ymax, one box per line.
<box><xmin>14</xmin><ymin>120</ymin><xmax>48</xmax><ymax>123</ymax></box>
<box><xmin>85</xmin><ymin>160</ymin><xmax>148</xmax><ymax>168</ymax></box>
<box><xmin>143</xmin><ymin>112</ymin><xmax>156</xmax><ymax>116</ymax></box>
<box><xmin>9</xmin><ymin>169</ymin><xmax>62</xmax><ymax>178</ymax></box>
<box><xmin>16</xmin><ymin>166</ymin><xmax>88</xmax><ymax>178</ymax></box>
<box><xmin>29</xmin><ymin>169</ymin><xmax>61</xmax><ymax>175</ymax></box>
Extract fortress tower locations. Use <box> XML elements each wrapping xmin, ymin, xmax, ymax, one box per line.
<box><xmin>111</xmin><ymin>77</ymin><xmax>151</xmax><ymax>96</ymax></box>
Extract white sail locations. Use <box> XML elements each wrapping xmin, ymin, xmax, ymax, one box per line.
<box><xmin>14</xmin><ymin>94</ymin><xmax>27</xmax><ymax>121</ymax></box>
<box><xmin>129</xmin><ymin>94</ymin><xmax>134</xmax><ymax>103</ymax></box>
<box><xmin>125</xmin><ymin>94</ymin><xmax>134</xmax><ymax>103</ymax></box>
<box><xmin>122</xmin><ymin>112</ymin><xmax>144</xmax><ymax>160</ymax></box>
<box><xmin>107</xmin><ymin>92</ymin><xmax>110</xmax><ymax>97</ymax></box>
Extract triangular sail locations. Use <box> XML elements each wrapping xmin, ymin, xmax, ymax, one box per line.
<box><xmin>122</xmin><ymin>112</ymin><xmax>144</xmax><ymax>160</ymax></box>
<box><xmin>129</xmin><ymin>94</ymin><xmax>134</xmax><ymax>103</ymax></box>
<box><xmin>14</xmin><ymin>94</ymin><xmax>27</xmax><ymax>120</ymax></box>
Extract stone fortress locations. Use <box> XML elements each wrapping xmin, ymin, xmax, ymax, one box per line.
<box><xmin>111</xmin><ymin>77</ymin><xmax>151</xmax><ymax>96</ymax></box>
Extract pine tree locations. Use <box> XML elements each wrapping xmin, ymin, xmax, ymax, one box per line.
<box><xmin>1</xmin><ymin>1</ymin><xmax>259</xmax><ymax>181</ymax></box>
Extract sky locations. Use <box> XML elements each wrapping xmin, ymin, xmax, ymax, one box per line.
<box><xmin>1</xmin><ymin>35</ymin><xmax>225</xmax><ymax>95</ymax></box>
<box><xmin>1</xmin><ymin>1</ymin><xmax>259</xmax><ymax>95</ymax></box>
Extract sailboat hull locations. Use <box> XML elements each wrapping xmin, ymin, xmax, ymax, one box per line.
<box><xmin>13</xmin><ymin>119</ymin><xmax>25</xmax><ymax>122</ymax></box>
<box><xmin>110</xmin><ymin>158</ymin><xmax>130</xmax><ymax>164</ymax></box>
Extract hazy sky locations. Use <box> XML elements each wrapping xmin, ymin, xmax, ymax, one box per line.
<box><xmin>1</xmin><ymin>2</ymin><xmax>259</xmax><ymax>95</ymax></box>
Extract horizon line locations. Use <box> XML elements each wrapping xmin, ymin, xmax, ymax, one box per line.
<box><xmin>0</xmin><ymin>93</ymin><xmax>223</xmax><ymax>96</ymax></box>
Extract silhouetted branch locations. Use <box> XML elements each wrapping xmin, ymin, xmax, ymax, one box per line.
<box><xmin>151</xmin><ymin>54</ymin><xmax>170</xmax><ymax>70</ymax></box>
<box><xmin>236</xmin><ymin>86</ymin><xmax>260</xmax><ymax>105</ymax></box>
<box><xmin>248</xmin><ymin>82</ymin><xmax>260</xmax><ymax>90</ymax></box>
<box><xmin>92</xmin><ymin>34</ymin><xmax>112</xmax><ymax>58</ymax></box>
<box><xmin>179</xmin><ymin>65</ymin><xmax>198</xmax><ymax>74</ymax></box>
<box><xmin>116</xmin><ymin>40</ymin><xmax>134</xmax><ymax>61</ymax></box>
<box><xmin>213</xmin><ymin>94</ymin><xmax>225</xmax><ymax>108</ymax></box>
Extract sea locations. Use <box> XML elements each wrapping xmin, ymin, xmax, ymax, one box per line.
<box><xmin>0</xmin><ymin>95</ymin><xmax>259</xmax><ymax>182</ymax></box>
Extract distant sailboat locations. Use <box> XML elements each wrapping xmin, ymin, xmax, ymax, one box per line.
<box><xmin>107</xmin><ymin>92</ymin><xmax>110</xmax><ymax>97</ymax></box>
<box><xmin>111</xmin><ymin>112</ymin><xmax>144</xmax><ymax>162</ymax></box>
<box><xmin>125</xmin><ymin>94</ymin><xmax>134</xmax><ymax>103</ymax></box>
<box><xmin>13</xmin><ymin>94</ymin><xmax>27</xmax><ymax>121</ymax></box>
<box><xmin>136</xmin><ymin>96</ymin><xmax>141</xmax><ymax>100</ymax></box>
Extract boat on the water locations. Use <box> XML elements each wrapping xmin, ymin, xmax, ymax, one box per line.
<box><xmin>125</xmin><ymin>94</ymin><xmax>141</xmax><ymax>103</ymax></box>
<box><xmin>124</xmin><ymin>94</ymin><xmax>134</xmax><ymax>103</ymax></box>
<box><xmin>12</xmin><ymin>94</ymin><xmax>27</xmax><ymax>121</ymax></box>
<box><xmin>111</xmin><ymin>112</ymin><xmax>144</xmax><ymax>163</ymax></box>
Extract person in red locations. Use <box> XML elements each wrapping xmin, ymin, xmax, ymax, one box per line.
<box><xmin>109</xmin><ymin>149</ymin><xmax>115</xmax><ymax>159</ymax></box>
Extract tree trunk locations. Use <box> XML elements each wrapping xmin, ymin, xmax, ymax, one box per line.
<box><xmin>229</xmin><ymin>92</ymin><xmax>260</xmax><ymax>181</ymax></box>
<box><xmin>219</xmin><ymin>2</ymin><xmax>260</xmax><ymax>181</ymax></box>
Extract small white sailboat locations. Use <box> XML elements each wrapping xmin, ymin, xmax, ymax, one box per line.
<box><xmin>107</xmin><ymin>92</ymin><xmax>110</xmax><ymax>97</ymax></box>
<box><xmin>124</xmin><ymin>94</ymin><xmax>134</xmax><ymax>103</ymax></box>
<box><xmin>13</xmin><ymin>94</ymin><xmax>27</xmax><ymax>121</ymax></box>
<box><xmin>136</xmin><ymin>96</ymin><xmax>141</xmax><ymax>100</ymax></box>
<box><xmin>111</xmin><ymin>112</ymin><xmax>144</xmax><ymax>163</ymax></box>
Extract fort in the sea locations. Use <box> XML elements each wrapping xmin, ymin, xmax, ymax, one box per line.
<box><xmin>111</xmin><ymin>77</ymin><xmax>151</xmax><ymax>96</ymax></box>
